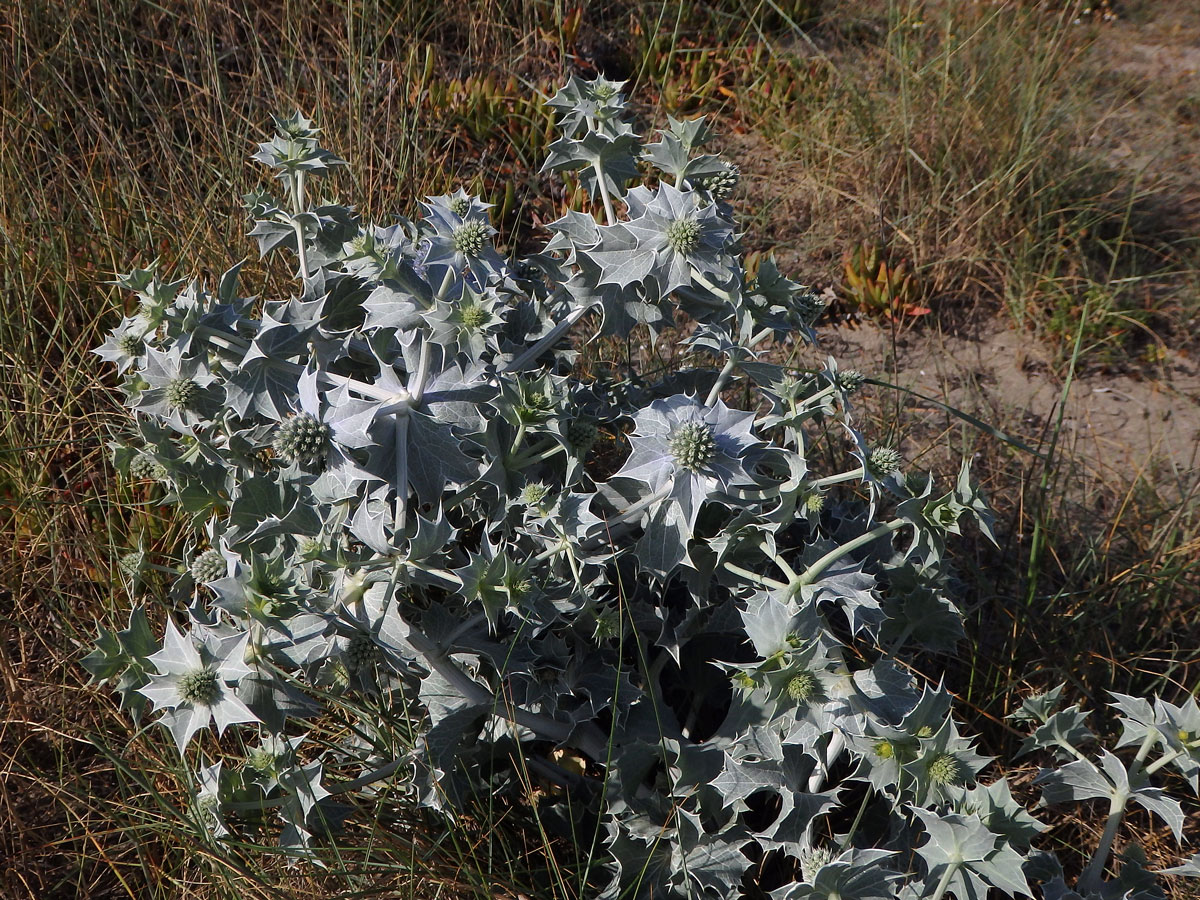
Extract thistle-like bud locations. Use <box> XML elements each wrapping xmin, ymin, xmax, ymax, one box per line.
<box><xmin>567</xmin><ymin>418</ymin><xmax>598</xmax><ymax>455</ymax></box>
<box><xmin>297</xmin><ymin>537</ymin><xmax>323</xmax><ymax>560</ymax></box>
<box><xmin>345</xmin><ymin>633</ymin><xmax>381</xmax><ymax>671</ymax></box>
<box><xmin>507</xmin><ymin>577</ymin><xmax>534</xmax><ymax>599</ymax></box>
<box><xmin>873</xmin><ymin>739</ymin><xmax>895</xmax><ymax>759</ymax></box>
<box><xmin>669</xmin><ymin>421</ymin><xmax>716</xmax><ymax>472</ymax></box>
<box><xmin>666</xmin><ymin>217</ymin><xmax>701</xmax><ymax>256</ymax></box>
<box><xmin>836</xmin><ymin>369</ymin><xmax>866</xmax><ymax>393</ymax></box>
<box><xmin>786</xmin><ymin>670</ymin><xmax>819</xmax><ymax>703</ymax></box>
<box><xmin>804</xmin><ymin>491</ymin><xmax>826</xmax><ymax>514</ymax></box>
<box><xmin>459</xmin><ymin>304</ymin><xmax>491</xmax><ymax>330</ymax></box>
<box><xmin>593</xmin><ymin>609</ymin><xmax>621</xmax><ymax>642</ymax></box>
<box><xmin>516</xmin><ymin>391</ymin><xmax>553</xmax><ymax>423</ymax></box>
<box><xmin>868</xmin><ymin>446</ymin><xmax>903</xmax><ymax>477</ymax></box>
<box><xmin>926</xmin><ymin>752</ymin><xmax>963</xmax><ymax>786</ymax></box>
<box><xmin>452</xmin><ymin>221</ymin><xmax>490</xmax><ymax>257</ymax></box>
<box><xmin>179</xmin><ymin>668</ymin><xmax>221</xmax><ymax>706</ymax></box>
<box><xmin>117</xmin><ymin>332</ymin><xmax>145</xmax><ymax>358</ymax></box>
<box><xmin>247</xmin><ymin>747</ymin><xmax>279</xmax><ymax>774</ymax></box>
<box><xmin>118</xmin><ymin>550</ymin><xmax>145</xmax><ymax>578</ymax></box>
<box><xmin>165</xmin><ymin>377</ymin><xmax>199</xmax><ymax>411</ymax></box>
<box><xmin>700</xmin><ymin>162</ymin><xmax>740</xmax><ymax>200</ymax></box>
<box><xmin>190</xmin><ymin>548</ymin><xmax>227</xmax><ymax>583</ymax></box>
<box><xmin>129</xmin><ymin>453</ymin><xmax>166</xmax><ymax>481</ymax></box>
<box><xmin>448</xmin><ymin>196</ymin><xmax>471</xmax><ymax>216</ymax></box>
<box><xmin>273</xmin><ymin>413</ymin><xmax>329</xmax><ymax>466</ymax></box>
<box><xmin>520</xmin><ymin>482</ymin><xmax>551</xmax><ymax>508</ymax></box>
<box><xmin>794</xmin><ymin>288</ymin><xmax>828</xmax><ymax>325</ymax></box>
<box><xmin>799</xmin><ymin>846</ymin><xmax>834</xmax><ymax>884</ymax></box>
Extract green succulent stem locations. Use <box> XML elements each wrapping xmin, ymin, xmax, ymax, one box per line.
<box><xmin>792</xmin><ymin>519</ymin><xmax>907</xmax><ymax>592</ymax></box>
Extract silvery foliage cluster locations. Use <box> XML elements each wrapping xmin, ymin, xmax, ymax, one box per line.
<box><xmin>87</xmin><ymin>78</ymin><xmax>1198</xmax><ymax>898</ymax></box>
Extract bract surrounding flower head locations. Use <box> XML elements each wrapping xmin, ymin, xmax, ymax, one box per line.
<box><xmin>137</xmin><ymin>620</ymin><xmax>259</xmax><ymax>754</ymax></box>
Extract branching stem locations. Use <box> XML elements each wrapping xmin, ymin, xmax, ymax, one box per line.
<box><xmin>792</xmin><ymin>519</ymin><xmax>906</xmax><ymax>591</ymax></box>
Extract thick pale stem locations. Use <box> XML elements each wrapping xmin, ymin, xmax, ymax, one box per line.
<box><xmin>808</xmin><ymin>467</ymin><xmax>866</xmax><ymax>489</ymax></box>
<box><xmin>591</xmin><ymin>157</ymin><xmax>617</xmax><ymax>226</ymax></box>
<box><xmin>508</xmin><ymin>438</ymin><xmax>562</xmax><ymax>469</ymax></box>
<box><xmin>1078</xmin><ymin>729</ymin><xmax>1159</xmax><ymax>893</ymax></box>
<box><xmin>291</xmin><ymin>170</ymin><xmax>309</xmax><ymax>280</ymax></box>
<box><xmin>761</xmin><ymin>540</ymin><xmax>798</xmax><ymax>583</ymax></box>
<box><xmin>722</xmin><ymin>561</ymin><xmax>788</xmax><ymax>592</ymax></box>
<box><xmin>434</xmin><ymin>266</ymin><xmax>456</xmax><ymax>303</ymax></box>
<box><xmin>503</xmin><ymin>303</ymin><xmax>594</xmax><ymax>373</ymax></box>
<box><xmin>705</xmin><ymin>355</ymin><xmax>739</xmax><ymax>407</ymax></box>
<box><xmin>793</xmin><ymin>519</ymin><xmax>906</xmax><ymax>591</ymax></box>
<box><xmin>393</xmin><ymin>414</ymin><xmax>409</xmax><ymax>532</ymax></box>
<box><xmin>410</xmin><ymin>338</ymin><xmax>433</xmax><ymax>405</ymax></box>
<box><xmin>509</xmin><ymin>421</ymin><xmax>528</xmax><ymax>457</ymax></box>
<box><xmin>602</xmin><ymin>484</ymin><xmax>673</xmax><ymax>530</ymax></box>
<box><xmin>807</xmin><ymin>731</ymin><xmax>845</xmax><ymax>792</ymax></box>
<box><xmin>691</xmin><ymin>271</ymin><xmax>737</xmax><ymax>303</ymax></box>
<box><xmin>405</xmin><ymin>627</ymin><xmax>609</xmax><ymax>761</ymax></box>
<box><xmin>928</xmin><ymin>861</ymin><xmax>960</xmax><ymax>900</ymax></box>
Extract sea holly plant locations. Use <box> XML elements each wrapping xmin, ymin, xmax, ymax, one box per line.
<box><xmin>87</xmin><ymin>76</ymin><xmax>1197</xmax><ymax>896</ymax></box>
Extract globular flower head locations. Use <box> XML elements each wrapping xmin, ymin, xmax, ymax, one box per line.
<box><xmin>665</xmin><ymin>217</ymin><xmax>702</xmax><ymax>256</ymax></box>
<box><xmin>618</xmin><ymin>394</ymin><xmax>762</xmax><ymax>495</ymax></box>
<box><xmin>178</xmin><ymin>667</ymin><xmax>221</xmax><ymax>706</ymax></box>
<box><xmin>459</xmin><ymin>303</ymin><xmax>491</xmax><ymax>330</ymax></box>
<box><xmin>129</xmin><ymin>453</ymin><xmax>166</xmax><ymax>481</ymax></box>
<box><xmin>836</xmin><ymin>369</ymin><xmax>866</xmax><ymax>393</ymax></box>
<box><xmin>668</xmin><ymin>421</ymin><xmax>716</xmax><ymax>472</ymax></box>
<box><xmin>520</xmin><ymin>481</ymin><xmax>551</xmax><ymax>508</ymax></box>
<box><xmin>273</xmin><ymin>413</ymin><xmax>329</xmax><ymax>466</ymax></box>
<box><xmin>118</xmin><ymin>549</ymin><xmax>146</xmax><ymax>579</ymax></box>
<box><xmin>137</xmin><ymin>621</ymin><xmax>258</xmax><ymax>754</ymax></box>
<box><xmin>452</xmin><ymin>221</ymin><xmax>490</xmax><ymax>257</ymax></box>
<box><xmin>117</xmin><ymin>331</ymin><xmax>145</xmax><ymax>358</ymax></box>
<box><xmin>345</xmin><ymin>632</ymin><xmax>382</xmax><ymax>671</ymax></box>
<box><xmin>567</xmin><ymin>418</ymin><xmax>598</xmax><ymax>455</ymax></box>
<box><xmin>786</xmin><ymin>669</ymin><xmax>819</xmax><ymax>703</ymax></box>
<box><xmin>191</xmin><ymin>548</ymin><xmax>227</xmax><ymax>584</ymax></box>
<box><xmin>926</xmin><ymin>752</ymin><xmax>964</xmax><ymax>786</ymax></box>
<box><xmin>165</xmin><ymin>377</ymin><xmax>199</xmax><ymax>410</ymax></box>
<box><xmin>868</xmin><ymin>446</ymin><xmax>903</xmax><ymax>477</ymax></box>
<box><xmin>798</xmin><ymin>845</ymin><xmax>835</xmax><ymax>884</ymax></box>
<box><xmin>700</xmin><ymin>162</ymin><xmax>740</xmax><ymax>200</ymax></box>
